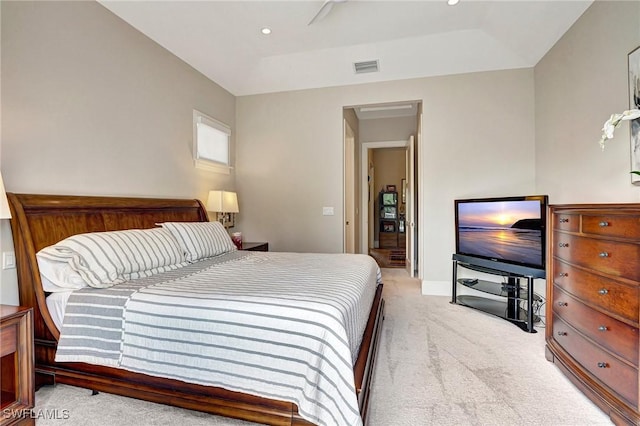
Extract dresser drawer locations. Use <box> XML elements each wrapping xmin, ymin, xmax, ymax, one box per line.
<box><xmin>0</xmin><ymin>322</ymin><xmax>17</xmax><ymax>357</ymax></box>
<box><xmin>553</xmin><ymin>232</ymin><xmax>640</xmax><ymax>281</ymax></box>
<box><xmin>553</xmin><ymin>316</ymin><xmax>638</xmax><ymax>408</ymax></box>
<box><xmin>582</xmin><ymin>214</ymin><xmax>640</xmax><ymax>239</ymax></box>
<box><xmin>553</xmin><ymin>286</ymin><xmax>639</xmax><ymax>365</ymax></box>
<box><xmin>553</xmin><ymin>214</ymin><xmax>580</xmax><ymax>233</ymax></box>
<box><xmin>553</xmin><ymin>260</ymin><xmax>639</xmax><ymax>323</ymax></box>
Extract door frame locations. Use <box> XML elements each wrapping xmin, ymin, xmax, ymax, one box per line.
<box><xmin>343</xmin><ymin>119</ymin><xmax>356</xmax><ymax>253</ymax></box>
<box><xmin>360</xmin><ymin>140</ymin><xmax>407</xmax><ymax>253</ymax></box>
<box><xmin>405</xmin><ymin>135</ymin><xmax>416</xmax><ymax>277</ymax></box>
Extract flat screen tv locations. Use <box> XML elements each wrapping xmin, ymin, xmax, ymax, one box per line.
<box><xmin>454</xmin><ymin>195</ymin><xmax>548</xmax><ymax>277</ymax></box>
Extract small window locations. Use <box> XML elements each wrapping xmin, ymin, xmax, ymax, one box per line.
<box><xmin>193</xmin><ymin>110</ymin><xmax>231</xmax><ymax>174</ymax></box>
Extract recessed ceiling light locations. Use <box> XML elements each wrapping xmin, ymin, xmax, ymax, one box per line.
<box><xmin>447</xmin><ymin>0</ymin><xmax>459</xmax><ymax>5</ymax></box>
<box><xmin>261</xmin><ymin>27</ymin><xmax>272</xmax><ymax>35</ymax></box>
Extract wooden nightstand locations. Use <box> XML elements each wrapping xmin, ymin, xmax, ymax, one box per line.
<box><xmin>241</xmin><ymin>242</ymin><xmax>269</xmax><ymax>252</ymax></box>
<box><xmin>1</xmin><ymin>306</ymin><xmax>34</xmax><ymax>426</ymax></box>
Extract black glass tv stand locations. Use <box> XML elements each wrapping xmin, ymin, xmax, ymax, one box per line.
<box><xmin>451</xmin><ymin>254</ymin><xmax>543</xmax><ymax>333</ymax></box>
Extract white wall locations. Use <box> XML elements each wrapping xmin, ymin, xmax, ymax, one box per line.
<box><xmin>536</xmin><ymin>1</ymin><xmax>640</xmax><ymax>203</ymax></box>
<box><xmin>0</xmin><ymin>1</ymin><xmax>236</xmax><ymax>305</ymax></box>
<box><xmin>236</xmin><ymin>69</ymin><xmax>536</xmax><ymax>294</ymax></box>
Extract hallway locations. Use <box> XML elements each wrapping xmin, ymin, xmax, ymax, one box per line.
<box><xmin>369</xmin><ymin>248</ymin><xmax>405</xmax><ymax>269</ymax></box>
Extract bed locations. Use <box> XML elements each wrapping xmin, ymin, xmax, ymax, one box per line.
<box><xmin>7</xmin><ymin>193</ymin><xmax>385</xmax><ymax>426</ymax></box>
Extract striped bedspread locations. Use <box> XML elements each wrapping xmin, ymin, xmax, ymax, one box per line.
<box><xmin>55</xmin><ymin>251</ymin><xmax>381</xmax><ymax>426</ymax></box>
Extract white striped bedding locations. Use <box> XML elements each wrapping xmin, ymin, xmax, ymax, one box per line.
<box><xmin>55</xmin><ymin>250</ymin><xmax>381</xmax><ymax>426</ymax></box>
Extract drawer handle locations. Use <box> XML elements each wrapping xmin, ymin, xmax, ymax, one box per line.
<box><xmin>598</xmin><ymin>288</ymin><xmax>609</xmax><ymax>295</ymax></box>
<box><xmin>598</xmin><ymin>325</ymin><xmax>608</xmax><ymax>332</ymax></box>
<box><xmin>559</xmin><ymin>243</ymin><xmax>569</xmax><ymax>248</ymax></box>
<box><xmin>599</xmin><ymin>221</ymin><xmax>609</xmax><ymax>227</ymax></box>
<box><xmin>557</xmin><ymin>331</ymin><xmax>567</xmax><ymax>336</ymax></box>
<box><xmin>597</xmin><ymin>362</ymin><xmax>608</xmax><ymax>369</ymax></box>
<box><xmin>557</xmin><ymin>301</ymin><xmax>568</xmax><ymax>307</ymax></box>
<box><xmin>559</xmin><ymin>218</ymin><xmax>569</xmax><ymax>223</ymax></box>
<box><xmin>559</xmin><ymin>272</ymin><xmax>568</xmax><ymax>277</ymax></box>
<box><xmin>599</xmin><ymin>252</ymin><xmax>609</xmax><ymax>258</ymax></box>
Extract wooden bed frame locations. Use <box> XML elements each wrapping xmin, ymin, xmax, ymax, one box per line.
<box><xmin>7</xmin><ymin>193</ymin><xmax>385</xmax><ymax>426</ymax></box>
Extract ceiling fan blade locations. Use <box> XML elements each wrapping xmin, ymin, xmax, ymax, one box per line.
<box><xmin>308</xmin><ymin>0</ymin><xmax>334</xmax><ymax>26</ymax></box>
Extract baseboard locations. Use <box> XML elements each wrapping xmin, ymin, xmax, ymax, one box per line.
<box><xmin>421</xmin><ymin>280</ymin><xmax>451</xmax><ymax>296</ymax></box>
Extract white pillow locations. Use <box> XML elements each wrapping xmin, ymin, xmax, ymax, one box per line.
<box><xmin>36</xmin><ymin>227</ymin><xmax>188</xmax><ymax>288</ymax></box>
<box><xmin>159</xmin><ymin>221</ymin><xmax>237</xmax><ymax>262</ymax></box>
<box><xmin>37</xmin><ymin>256</ymin><xmax>88</xmax><ymax>292</ymax></box>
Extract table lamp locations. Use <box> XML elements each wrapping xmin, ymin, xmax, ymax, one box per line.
<box><xmin>206</xmin><ymin>190</ymin><xmax>239</xmax><ymax>228</ymax></box>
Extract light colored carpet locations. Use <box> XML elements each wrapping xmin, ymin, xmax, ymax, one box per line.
<box><xmin>33</xmin><ymin>268</ymin><xmax>613</xmax><ymax>425</ymax></box>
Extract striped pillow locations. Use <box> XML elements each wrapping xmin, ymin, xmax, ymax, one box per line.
<box><xmin>37</xmin><ymin>228</ymin><xmax>188</xmax><ymax>288</ymax></box>
<box><xmin>159</xmin><ymin>221</ymin><xmax>237</xmax><ymax>262</ymax></box>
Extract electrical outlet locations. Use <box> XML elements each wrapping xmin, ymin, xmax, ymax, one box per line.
<box><xmin>2</xmin><ymin>252</ymin><xmax>16</xmax><ymax>269</ymax></box>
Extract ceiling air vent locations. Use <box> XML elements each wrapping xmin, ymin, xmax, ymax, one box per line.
<box><xmin>353</xmin><ymin>60</ymin><xmax>379</xmax><ymax>74</ymax></box>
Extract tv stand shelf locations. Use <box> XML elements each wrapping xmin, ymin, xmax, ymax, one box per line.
<box><xmin>456</xmin><ymin>295</ymin><xmax>539</xmax><ymax>324</ymax></box>
<box><xmin>457</xmin><ymin>278</ymin><xmax>542</xmax><ymax>302</ymax></box>
<box><xmin>451</xmin><ymin>255</ymin><xmax>542</xmax><ymax>333</ymax></box>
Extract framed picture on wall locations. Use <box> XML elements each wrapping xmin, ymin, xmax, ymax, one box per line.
<box><xmin>629</xmin><ymin>45</ymin><xmax>640</xmax><ymax>184</ymax></box>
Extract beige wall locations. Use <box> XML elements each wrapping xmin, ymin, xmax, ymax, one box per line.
<box><xmin>0</xmin><ymin>1</ymin><xmax>236</xmax><ymax>304</ymax></box>
<box><xmin>373</xmin><ymin>148</ymin><xmax>405</xmax><ymax>197</ymax></box>
<box><xmin>360</xmin><ymin>115</ymin><xmax>417</xmax><ymax>143</ymax></box>
<box><xmin>236</xmin><ymin>68</ymin><xmax>536</xmax><ymax>293</ymax></box>
<box><xmin>535</xmin><ymin>1</ymin><xmax>640</xmax><ymax>203</ymax></box>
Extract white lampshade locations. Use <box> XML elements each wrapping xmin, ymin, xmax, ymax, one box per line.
<box><xmin>207</xmin><ymin>190</ymin><xmax>239</xmax><ymax>213</ymax></box>
<box><xmin>0</xmin><ymin>173</ymin><xmax>11</xmax><ymax>220</ymax></box>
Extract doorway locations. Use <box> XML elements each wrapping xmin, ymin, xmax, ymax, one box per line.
<box><xmin>343</xmin><ymin>101</ymin><xmax>421</xmax><ymax>277</ymax></box>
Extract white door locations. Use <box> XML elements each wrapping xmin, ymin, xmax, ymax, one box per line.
<box><xmin>344</xmin><ymin>120</ymin><xmax>355</xmax><ymax>253</ymax></box>
<box><xmin>405</xmin><ymin>135</ymin><xmax>416</xmax><ymax>277</ymax></box>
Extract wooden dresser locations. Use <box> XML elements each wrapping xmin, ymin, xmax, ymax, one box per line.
<box><xmin>546</xmin><ymin>203</ymin><xmax>640</xmax><ymax>425</ymax></box>
<box><xmin>1</xmin><ymin>306</ymin><xmax>34</xmax><ymax>426</ymax></box>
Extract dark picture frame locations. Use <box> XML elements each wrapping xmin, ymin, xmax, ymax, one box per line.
<box><xmin>629</xmin><ymin>46</ymin><xmax>640</xmax><ymax>184</ymax></box>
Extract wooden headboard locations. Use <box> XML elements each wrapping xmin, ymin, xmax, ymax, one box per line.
<box><xmin>6</xmin><ymin>193</ymin><xmax>208</xmax><ymax>345</ymax></box>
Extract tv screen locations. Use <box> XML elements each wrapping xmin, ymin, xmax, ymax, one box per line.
<box><xmin>455</xmin><ymin>195</ymin><xmax>548</xmax><ymax>273</ymax></box>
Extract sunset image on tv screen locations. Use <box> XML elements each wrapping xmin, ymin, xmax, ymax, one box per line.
<box><xmin>457</xmin><ymin>200</ymin><xmax>542</xmax><ymax>267</ymax></box>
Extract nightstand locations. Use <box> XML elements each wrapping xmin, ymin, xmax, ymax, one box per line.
<box><xmin>1</xmin><ymin>306</ymin><xmax>34</xmax><ymax>426</ymax></box>
<box><xmin>241</xmin><ymin>242</ymin><xmax>269</xmax><ymax>252</ymax></box>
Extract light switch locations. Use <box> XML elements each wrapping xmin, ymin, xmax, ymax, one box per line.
<box><xmin>2</xmin><ymin>252</ymin><xmax>16</xmax><ymax>269</ymax></box>
<box><xmin>322</xmin><ymin>207</ymin><xmax>334</xmax><ymax>216</ymax></box>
